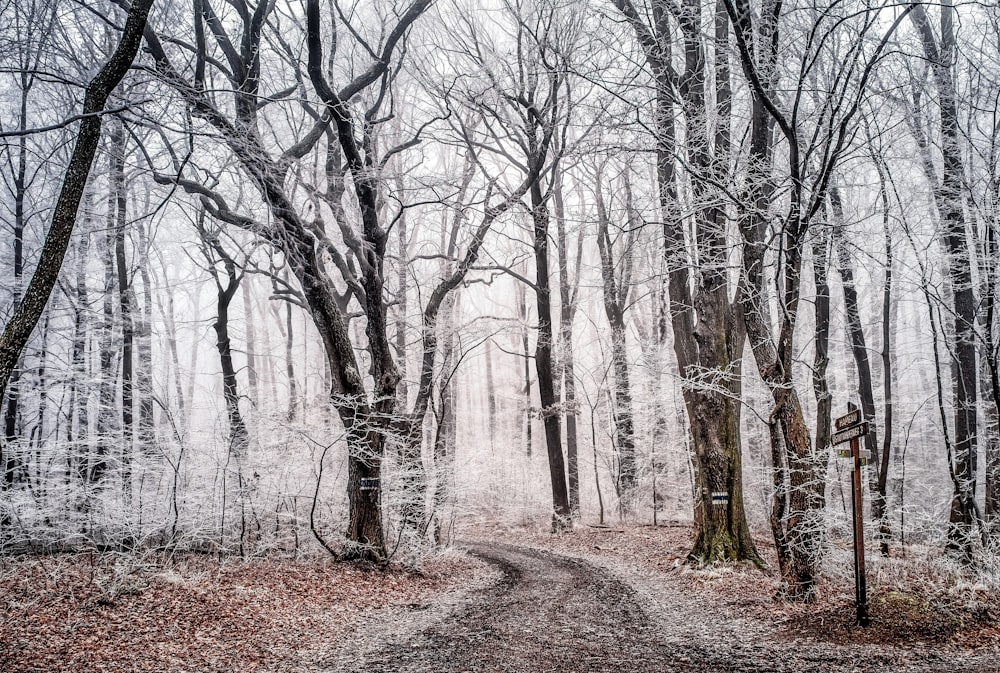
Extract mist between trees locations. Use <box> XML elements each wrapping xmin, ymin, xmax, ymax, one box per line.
<box><xmin>0</xmin><ymin>0</ymin><xmax>998</xmax><ymax>601</ymax></box>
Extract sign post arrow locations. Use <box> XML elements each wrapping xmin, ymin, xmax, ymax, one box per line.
<box><xmin>832</xmin><ymin>421</ymin><xmax>869</xmax><ymax>446</ymax></box>
<box><xmin>834</xmin><ymin>409</ymin><xmax>863</xmax><ymax>430</ymax></box>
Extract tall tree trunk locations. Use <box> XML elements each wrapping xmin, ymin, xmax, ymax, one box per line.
<box><xmin>531</xmin><ymin>180</ymin><xmax>571</xmax><ymax>529</ymax></box>
<box><xmin>875</xmin><ymin>155</ymin><xmax>896</xmax><ymax>554</ymax></box>
<box><xmin>160</xmin><ymin>276</ymin><xmax>186</xmax><ymax>432</ymax></box>
<box><xmin>612</xmin><ymin>0</ymin><xmax>758</xmax><ymax>561</ymax></box>
<box><xmin>811</xmin><ymin>225</ymin><xmax>833</xmax><ymax>529</ymax></box>
<box><xmin>3</xmin><ymin>77</ymin><xmax>30</xmax><ymax>491</ymax></box>
<box><xmin>95</xmin><ymin>171</ymin><xmax>118</xmax><ymax>485</ymax></box>
<box><xmin>554</xmin><ymin>176</ymin><xmax>582</xmax><ymax>517</ymax></box>
<box><xmin>70</xmin><ymin>206</ymin><xmax>93</xmax><ymax>483</ymax></box>
<box><xmin>728</xmin><ymin>0</ymin><xmax>821</xmax><ymax>597</ymax></box>
<box><xmin>395</xmin><ymin>186</ymin><xmax>410</xmax><ymax>408</ymax></box>
<box><xmin>594</xmin><ymin>168</ymin><xmax>637</xmax><ymax>515</ymax></box>
<box><xmin>135</xmin><ymin>220</ymin><xmax>155</xmax><ymax>453</ymax></box>
<box><xmin>432</xmin><ymin>292</ymin><xmax>459</xmax><ymax>545</ymax></box>
<box><xmin>200</xmin><ymin>223</ymin><xmax>251</xmax><ymax>551</ymax></box>
<box><xmin>979</xmin><ymin>195</ymin><xmax>1000</xmax><ymax>535</ymax></box>
<box><xmin>111</xmin><ymin>120</ymin><xmax>134</xmax><ymax>503</ymax></box>
<box><xmin>910</xmin><ymin>2</ymin><xmax>979</xmax><ymax>556</ymax></box>
<box><xmin>830</xmin><ymin>186</ymin><xmax>885</xmax><ymax>552</ymax></box>
<box><xmin>486</xmin><ymin>339</ymin><xmax>497</xmax><ymax>452</ymax></box>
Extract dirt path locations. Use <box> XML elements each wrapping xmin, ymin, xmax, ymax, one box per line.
<box><xmin>331</xmin><ymin>543</ymin><xmax>996</xmax><ymax>673</ymax></box>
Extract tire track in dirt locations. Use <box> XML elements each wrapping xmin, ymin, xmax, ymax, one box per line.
<box><xmin>331</xmin><ymin>543</ymin><xmax>993</xmax><ymax>673</ymax></box>
<box><xmin>334</xmin><ymin>543</ymin><xmax>709</xmax><ymax>673</ymax></box>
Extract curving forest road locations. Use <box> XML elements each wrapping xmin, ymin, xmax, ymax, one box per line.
<box><xmin>331</xmin><ymin>543</ymin><xmax>994</xmax><ymax>673</ymax></box>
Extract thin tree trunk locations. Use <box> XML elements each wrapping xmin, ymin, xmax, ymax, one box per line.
<box><xmin>284</xmin><ymin>292</ymin><xmax>298</xmax><ymax>422</ymax></box>
<box><xmin>71</xmin><ymin>207</ymin><xmax>92</xmax><ymax>483</ymax></box>
<box><xmin>830</xmin><ymin>186</ymin><xmax>886</xmax><ymax>553</ymax></box>
<box><xmin>95</xmin><ymin>170</ymin><xmax>118</xmax><ymax>485</ymax></box>
<box><xmin>486</xmin><ymin>339</ymin><xmax>497</xmax><ymax>452</ymax></box>
<box><xmin>811</xmin><ymin>225</ymin><xmax>833</xmax><ymax>531</ymax></box>
<box><xmin>554</xmin><ymin>175</ymin><xmax>582</xmax><ymax>516</ymax></box>
<box><xmin>594</xmin><ymin>168</ymin><xmax>637</xmax><ymax>515</ymax></box>
<box><xmin>111</xmin><ymin>120</ymin><xmax>134</xmax><ymax>503</ymax></box>
<box><xmin>516</xmin><ymin>277</ymin><xmax>533</xmax><ymax>458</ymax></box>
<box><xmin>432</xmin><ymin>293</ymin><xmax>458</xmax><ymax>545</ymax></box>
<box><xmin>240</xmin><ymin>281</ymin><xmax>259</xmax><ymax>408</ymax></box>
<box><xmin>3</xmin><ymin>79</ymin><xmax>29</xmax><ymax>490</ymax></box>
<box><xmin>135</xmin><ymin>220</ymin><xmax>155</xmax><ymax>453</ymax></box>
<box><xmin>161</xmin><ymin>274</ymin><xmax>187</xmax><ymax>433</ymax></box>
<box><xmin>875</xmin><ymin>155</ymin><xmax>896</xmax><ymax>554</ymax></box>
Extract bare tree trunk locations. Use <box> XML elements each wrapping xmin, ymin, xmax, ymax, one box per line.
<box><xmin>978</xmin><ymin>206</ymin><xmax>1000</xmax><ymax>534</ymax></box>
<box><xmin>70</xmin><ymin>205</ymin><xmax>93</xmax><ymax>483</ymax></box>
<box><xmin>516</xmin><ymin>277</ymin><xmax>533</xmax><ymax>458</ymax></box>
<box><xmin>111</xmin><ymin>120</ymin><xmax>133</xmax><ymax>503</ymax></box>
<box><xmin>196</xmin><ymin>216</ymin><xmax>251</xmax><ymax>551</ymax></box>
<box><xmin>135</xmin><ymin>220</ymin><xmax>156</xmax><ymax>453</ymax></box>
<box><xmin>485</xmin><ymin>339</ymin><xmax>497</xmax><ymax>452</ymax></box>
<box><xmin>874</xmin><ymin>154</ymin><xmax>896</xmax><ymax>553</ymax></box>
<box><xmin>161</xmin><ymin>275</ymin><xmax>187</xmax><ymax>432</ymax></box>
<box><xmin>594</xmin><ymin>167</ymin><xmax>637</xmax><ymax>515</ymax></box>
<box><xmin>96</xmin><ymin>175</ymin><xmax>118</xmax><ymax>485</ymax></box>
<box><xmin>830</xmin><ymin>186</ymin><xmax>885</xmax><ymax>552</ymax></box>
<box><xmin>240</xmin><ymin>281</ymin><xmax>259</xmax><ymax>408</ymax></box>
<box><xmin>432</xmin><ymin>293</ymin><xmax>459</xmax><ymax>545</ymax></box>
<box><xmin>530</xmin><ymin>179</ymin><xmax>571</xmax><ymax>529</ymax></box>
<box><xmin>395</xmin><ymin>186</ymin><xmax>410</xmax><ymax>408</ymax></box>
<box><xmin>3</xmin><ymin>82</ymin><xmax>29</xmax><ymax>490</ymax></box>
<box><xmin>612</xmin><ymin>0</ymin><xmax>758</xmax><ymax>561</ymax></box>
<box><xmin>910</xmin><ymin>2</ymin><xmax>980</xmax><ymax>556</ymax></box>
<box><xmin>554</xmin><ymin>176</ymin><xmax>582</xmax><ymax>516</ymax></box>
<box><xmin>811</xmin><ymin>224</ymin><xmax>833</xmax><ymax>529</ymax></box>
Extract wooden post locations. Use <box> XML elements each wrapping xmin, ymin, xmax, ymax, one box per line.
<box><xmin>849</xmin><ymin>422</ymin><xmax>870</xmax><ymax>626</ymax></box>
<box><xmin>835</xmin><ymin>402</ymin><xmax>870</xmax><ymax>626</ymax></box>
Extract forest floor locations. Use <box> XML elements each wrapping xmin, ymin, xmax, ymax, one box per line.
<box><xmin>2</xmin><ymin>523</ymin><xmax>999</xmax><ymax>672</ymax></box>
<box><xmin>0</xmin><ymin>547</ymin><xmax>489</xmax><ymax>672</ymax></box>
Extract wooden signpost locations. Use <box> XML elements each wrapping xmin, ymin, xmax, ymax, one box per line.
<box><xmin>834</xmin><ymin>403</ymin><xmax>870</xmax><ymax>626</ymax></box>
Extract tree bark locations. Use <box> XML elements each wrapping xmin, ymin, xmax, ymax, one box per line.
<box><xmin>240</xmin><ymin>281</ymin><xmax>259</xmax><ymax>409</ymax></box>
<box><xmin>111</xmin><ymin>120</ymin><xmax>133</xmax><ymax>502</ymax></box>
<box><xmin>910</xmin><ymin>2</ymin><xmax>979</xmax><ymax>556</ymax></box>
<box><xmin>830</xmin><ymin>185</ymin><xmax>887</xmax><ymax>554</ymax></box>
<box><xmin>517</xmin><ymin>278</ymin><xmax>533</xmax><ymax>458</ymax></box>
<box><xmin>70</xmin><ymin>217</ymin><xmax>92</xmax><ymax>483</ymax></box>
<box><xmin>726</xmin><ymin>0</ymin><xmax>822</xmax><ymax>597</ymax></box>
<box><xmin>531</xmin><ymin>179</ymin><xmax>571</xmax><ymax>529</ymax></box>
<box><xmin>811</xmin><ymin>224</ymin><xmax>833</xmax><ymax>530</ymax></box>
<box><xmin>554</xmin><ymin>176</ymin><xmax>582</xmax><ymax>517</ymax></box>
<box><xmin>135</xmin><ymin>220</ymin><xmax>156</xmax><ymax>453</ymax></box>
<box><xmin>594</xmin><ymin>167</ymin><xmax>638</xmax><ymax>515</ymax></box>
<box><xmin>611</xmin><ymin>0</ymin><xmax>758</xmax><ymax>562</ymax></box>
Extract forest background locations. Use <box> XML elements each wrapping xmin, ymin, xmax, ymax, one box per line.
<box><xmin>1</xmin><ymin>0</ymin><xmax>999</xmax><ymax>604</ymax></box>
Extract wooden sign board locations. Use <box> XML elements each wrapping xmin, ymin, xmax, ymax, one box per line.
<box><xmin>835</xmin><ymin>409</ymin><xmax>863</xmax><ymax>430</ymax></box>
<box><xmin>832</xmin><ymin>421</ymin><xmax>869</xmax><ymax>446</ymax></box>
